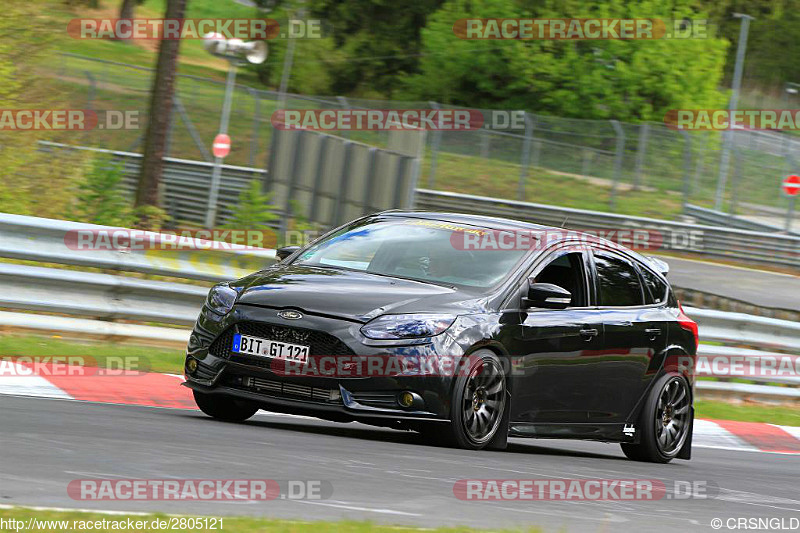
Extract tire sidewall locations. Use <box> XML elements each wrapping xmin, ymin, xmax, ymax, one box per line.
<box><xmin>640</xmin><ymin>373</ymin><xmax>691</xmax><ymax>462</ymax></box>
<box><xmin>449</xmin><ymin>349</ymin><xmax>507</xmax><ymax>450</ymax></box>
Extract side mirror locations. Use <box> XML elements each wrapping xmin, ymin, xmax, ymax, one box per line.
<box><xmin>522</xmin><ymin>282</ymin><xmax>572</xmax><ymax>310</ymax></box>
<box><xmin>275</xmin><ymin>245</ymin><xmax>301</xmax><ymax>261</ymax></box>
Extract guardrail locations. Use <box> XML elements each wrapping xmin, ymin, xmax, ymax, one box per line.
<box><xmin>38</xmin><ymin>141</ymin><xmax>266</xmax><ymax>227</ymax></box>
<box><xmin>0</xmin><ymin>214</ymin><xmax>796</xmax><ymax>401</ymax></box>
<box><xmin>413</xmin><ymin>189</ymin><xmax>800</xmax><ymax>269</ymax></box>
<box><xmin>684</xmin><ymin>204</ymin><xmax>793</xmax><ymax>234</ymax></box>
<box><xmin>0</xmin><ymin>213</ymin><xmax>276</xmax><ymax>282</ymax></box>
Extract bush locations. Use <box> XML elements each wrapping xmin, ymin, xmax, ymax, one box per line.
<box><xmin>68</xmin><ymin>154</ymin><xmax>133</xmax><ymax>226</ymax></box>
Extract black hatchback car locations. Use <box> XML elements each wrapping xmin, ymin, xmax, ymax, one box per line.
<box><xmin>184</xmin><ymin>212</ymin><xmax>699</xmax><ymax>463</ymax></box>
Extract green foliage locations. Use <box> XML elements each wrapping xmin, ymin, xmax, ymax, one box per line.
<box><xmin>132</xmin><ymin>204</ymin><xmax>169</xmax><ymax>231</ymax></box>
<box><xmin>224</xmin><ymin>179</ymin><xmax>280</xmax><ymax>230</ymax></box>
<box><xmin>0</xmin><ymin>1</ymin><xmax>87</xmax><ymax>219</ymax></box>
<box><xmin>402</xmin><ymin>0</ymin><xmax>728</xmax><ymax>121</ymax></box>
<box><xmin>248</xmin><ymin>4</ymin><xmax>338</xmax><ymax>95</ymax></box>
<box><xmin>701</xmin><ymin>0</ymin><xmax>800</xmax><ymax>89</ymax></box>
<box><xmin>68</xmin><ymin>155</ymin><xmax>133</xmax><ymax>226</ymax></box>
<box><xmin>302</xmin><ymin>0</ymin><xmax>445</xmax><ymax>96</ymax></box>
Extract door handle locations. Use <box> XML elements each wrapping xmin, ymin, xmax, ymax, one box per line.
<box><xmin>645</xmin><ymin>328</ymin><xmax>662</xmax><ymax>338</ymax></box>
<box><xmin>579</xmin><ymin>328</ymin><xmax>599</xmax><ymax>340</ymax></box>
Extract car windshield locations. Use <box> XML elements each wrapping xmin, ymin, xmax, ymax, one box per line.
<box><xmin>292</xmin><ymin>218</ymin><xmax>528</xmax><ymax>288</ymax></box>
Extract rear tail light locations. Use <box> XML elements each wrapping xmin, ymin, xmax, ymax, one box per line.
<box><xmin>677</xmin><ymin>301</ymin><xmax>699</xmax><ymax>351</ymax></box>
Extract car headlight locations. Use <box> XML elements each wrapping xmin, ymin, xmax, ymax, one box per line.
<box><xmin>205</xmin><ymin>284</ymin><xmax>237</xmax><ymax>316</ymax></box>
<box><xmin>360</xmin><ymin>314</ymin><xmax>457</xmax><ymax>340</ymax></box>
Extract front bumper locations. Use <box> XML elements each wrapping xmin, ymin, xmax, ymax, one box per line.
<box><xmin>183</xmin><ymin>303</ymin><xmax>465</xmax><ymax>424</ymax></box>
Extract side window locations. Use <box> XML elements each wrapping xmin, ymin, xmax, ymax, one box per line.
<box><xmin>639</xmin><ymin>266</ymin><xmax>668</xmax><ymax>304</ymax></box>
<box><xmin>593</xmin><ymin>254</ymin><xmax>644</xmax><ymax>307</ymax></box>
<box><xmin>532</xmin><ymin>252</ymin><xmax>587</xmax><ymax>307</ymax></box>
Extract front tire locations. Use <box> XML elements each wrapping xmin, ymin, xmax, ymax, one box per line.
<box><xmin>193</xmin><ymin>390</ymin><xmax>258</xmax><ymax>422</ymax></box>
<box><xmin>621</xmin><ymin>374</ymin><xmax>691</xmax><ymax>463</ymax></box>
<box><xmin>425</xmin><ymin>350</ymin><xmax>508</xmax><ymax>450</ymax></box>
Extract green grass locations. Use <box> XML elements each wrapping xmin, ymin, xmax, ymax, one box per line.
<box><xmin>424</xmin><ymin>152</ymin><xmax>684</xmax><ymax>219</ymax></box>
<box><xmin>0</xmin><ymin>334</ymin><xmax>185</xmax><ymax>374</ymax></box>
<box><xmin>0</xmin><ymin>509</ymin><xmax>522</xmax><ymax>533</ymax></box>
<box><xmin>694</xmin><ymin>399</ymin><xmax>800</xmax><ymax>426</ymax></box>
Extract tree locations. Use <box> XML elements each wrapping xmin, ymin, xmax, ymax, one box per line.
<box><xmin>134</xmin><ymin>0</ymin><xmax>187</xmax><ymax>221</ymax></box>
<box><xmin>119</xmin><ymin>0</ymin><xmax>145</xmax><ymax>21</ymax></box>
<box><xmin>305</xmin><ymin>0</ymin><xmax>445</xmax><ymax>96</ymax></box>
<box><xmin>402</xmin><ymin>0</ymin><xmax>728</xmax><ymax>122</ymax></box>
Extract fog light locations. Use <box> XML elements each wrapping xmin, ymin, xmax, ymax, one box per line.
<box><xmin>186</xmin><ymin>358</ymin><xmax>198</xmax><ymax>373</ymax></box>
<box><xmin>398</xmin><ymin>391</ymin><xmax>414</xmax><ymax>408</ymax></box>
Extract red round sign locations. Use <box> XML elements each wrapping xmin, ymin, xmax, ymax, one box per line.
<box><xmin>783</xmin><ymin>175</ymin><xmax>800</xmax><ymax>197</ymax></box>
<box><xmin>212</xmin><ymin>133</ymin><xmax>231</xmax><ymax>158</ymax></box>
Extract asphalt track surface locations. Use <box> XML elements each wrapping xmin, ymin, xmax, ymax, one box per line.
<box><xmin>2</xmin><ymin>396</ymin><xmax>799</xmax><ymax>532</ymax></box>
<box><xmin>655</xmin><ymin>255</ymin><xmax>800</xmax><ymax>313</ymax></box>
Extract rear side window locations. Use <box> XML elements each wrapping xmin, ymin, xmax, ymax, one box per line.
<box><xmin>594</xmin><ymin>254</ymin><xmax>644</xmax><ymax>307</ymax></box>
<box><xmin>639</xmin><ymin>266</ymin><xmax>668</xmax><ymax>304</ymax></box>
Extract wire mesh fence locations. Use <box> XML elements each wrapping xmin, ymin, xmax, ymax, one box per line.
<box><xmin>46</xmin><ymin>53</ymin><xmax>800</xmax><ymax>231</ymax></box>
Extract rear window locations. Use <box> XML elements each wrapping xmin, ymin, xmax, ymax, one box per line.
<box><xmin>594</xmin><ymin>254</ymin><xmax>644</xmax><ymax>307</ymax></box>
<box><xmin>640</xmin><ymin>266</ymin><xmax>668</xmax><ymax>304</ymax></box>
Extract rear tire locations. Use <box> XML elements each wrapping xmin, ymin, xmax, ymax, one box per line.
<box><xmin>424</xmin><ymin>350</ymin><xmax>508</xmax><ymax>450</ymax></box>
<box><xmin>193</xmin><ymin>390</ymin><xmax>258</xmax><ymax>422</ymax></box>
<box><xmin>621</xmin><ymin>374</ymin><xmax>691</xmax><ymax>463</ymax></box>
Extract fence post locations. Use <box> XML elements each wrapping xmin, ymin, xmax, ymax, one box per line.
<box><xmin>609</xmin><ymin>120</ymin><xmax>625</xmax><ymax>209</ymax></box>
<box><xmin>532</xmin><ymin>139</ymin><xmax>542</xmax><ymax>168</ymax></box>
<box><xmin>84</xmin><ymin>71</ymin><xmax>96</xmax><ymax>145</ymax></box>
<box><xmin>785</xmin><ymin>153</ymin><xmax>797</xmax><ymax>233</ymax></box>
<box><xmin>633</xmin><ymin>123</ymin><xmax>649</xmax><ymax>190</ymax></box>
<box><xmin>692</xmin><ymin>132</ymin><xmax>707</xmax><ymax>199</ymax></box>
<box><xmin>427</xmin><ymin>101</ymin><xmax>441</xmax><ymax>188</ymax></box>
<box><xmin>248</xmin><ymin>88</ymin><xmax>260</xmax><ymax>167</ymax></box>
<box><xmin>680</xmin><ymin>130</ymin><xmax>692</xmax><ymax>211</ymax></box>
<box><xmin>582</xmin><ymin>149</ymin><xmax>592</xmax><ymax>178</ymax></box>
<box><xmin>336</xmin><ymin>96</ymin><xmax>350</xmax><ymax>139</ymax></box>
<box><xmin>517</xmin><ymin>112</ymin><xmax>534</xmax><ymax>200</ymax></box>
<box><xmin>730</xmin><ymin>147</ymin><xmax>741</xmax><ymax>215</ymax></box>
<box><xmin>480</xmin><ymin>128</ymin><xmax>490</xmax><ymax>159</ymax></box>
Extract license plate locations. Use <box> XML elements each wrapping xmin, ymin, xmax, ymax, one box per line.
<box><xmin>232</xmin><ymin>333</ymin><xmax>309</xmax><ymax>363</ymax></box>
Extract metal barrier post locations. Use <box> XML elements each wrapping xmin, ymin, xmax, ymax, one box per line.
<box><xmin>280</xmin><ymin>130</ymin><xmax>306</xmax><ymax>240</ymax></box>
<box><xmin>333</xmin><ymin>142</ymin><xmax>353</xmax><ymax>227</ymax></box>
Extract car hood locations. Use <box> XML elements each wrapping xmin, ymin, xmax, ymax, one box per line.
<box><xmin>232</xmin><ymin>264</ymin><xmax>484</xmax><ymax>322</ymax></box>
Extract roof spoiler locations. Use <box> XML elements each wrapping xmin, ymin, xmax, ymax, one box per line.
<box><xmin>646</xmin><ymin>256</ymin><xmax>670</xmax><ymax>277</ymax></box>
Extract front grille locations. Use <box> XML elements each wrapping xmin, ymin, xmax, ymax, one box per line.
<box><xmin>229</xmin><ymin>375</ymin><xmax>340</xmax><ymax>403</ymax></box>
<box><xmin>350</xmin><ymin>391</ymin><xmax>399</xmax><ymax>409</ymax></box>
<box><xmin>208</xmin><ymin>321</ymin><xmax>355</xmax><ymax>366</ymax></box>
